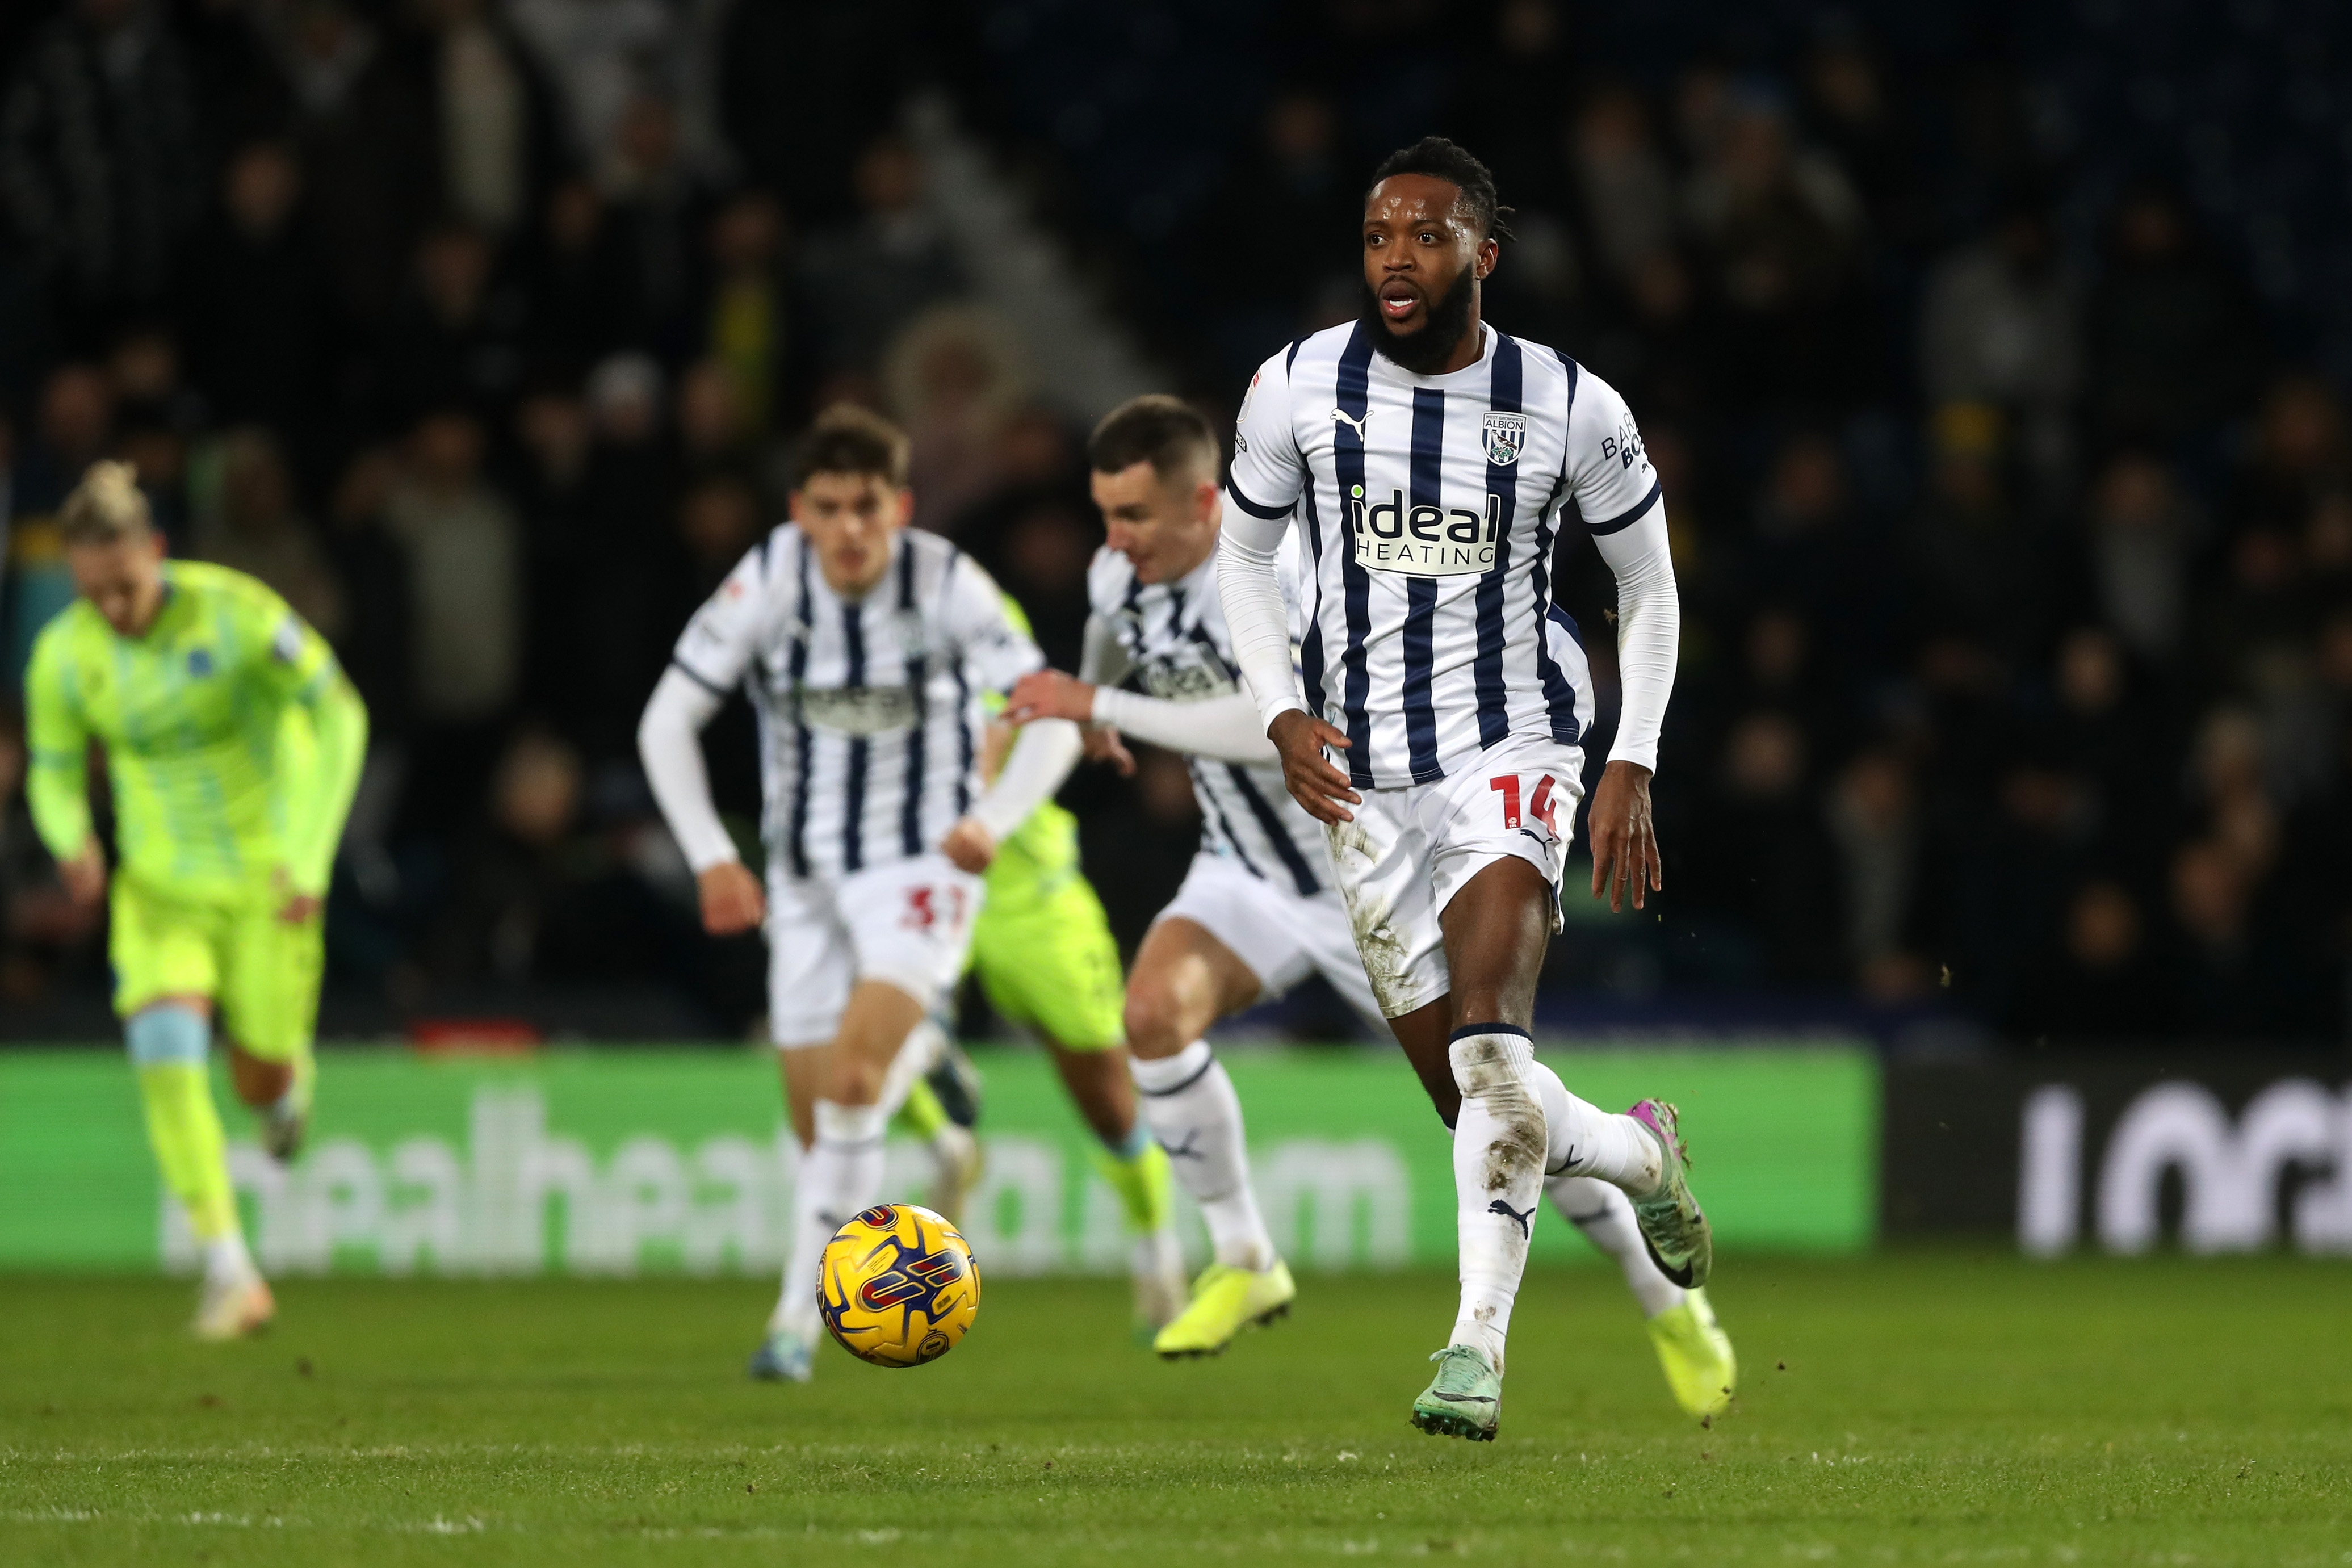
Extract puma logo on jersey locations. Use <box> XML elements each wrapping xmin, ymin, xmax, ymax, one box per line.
<box><xmin>1330</xmin><ymin>408</ymin><xmax>1374</xmax><ymax>441</ymax></box>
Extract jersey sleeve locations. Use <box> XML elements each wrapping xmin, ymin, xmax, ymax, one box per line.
<box><xmin>232</xmin><ymin>576</ymin><xmax>370</xmax><ymax>893</ymax></box>
<box><xmin>22</xmin><ymin>627</ymin><xmax>93</xmax><ymax>862</ymax></box>
<box><xmin>943</xmin><ymin>555</ymin><xmax>1046</xmax><ymax>694</ymax></box>
<box><xmin>1562</xmin><ymin>370</ymin><xmax>1664</xmax><ymax>538</ymax></box>
<box><xmin>672</xmin><ymin>536</ymin><xmax>782</xmax><ymax>695</ymax></box>
<box><xmin>1224</xmin><ymin>346</ymin><xmax>1307</xmax><ymax>526</ymax></box>
<box><xmin>1084</xmin><ymin>544</ymin><xmax>1131</xmax><ymax>621</ymax></box>
<box><xmin>1275</xmin><ymin>527</ymin><xmax>1311</xmax><ymax>644</ymax></box>
<box><xmin>237</xmin><ymin>577</ymin><xmax>341</xmax><ymax>707</ymax></box>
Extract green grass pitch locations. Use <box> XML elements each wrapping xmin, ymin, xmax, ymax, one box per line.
<box><xmin>2</xmin><ymin>1253</ymin><xmax>2346</xmax><ymax>1565</ymax></box>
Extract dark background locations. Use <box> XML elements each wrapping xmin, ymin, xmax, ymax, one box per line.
<box><xmin>1</xmin><ymin>0</ymin><xmax>2349</xmax><ymax>1054</ymax></box>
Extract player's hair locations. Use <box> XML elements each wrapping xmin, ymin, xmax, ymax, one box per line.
<box><xmin>1368</xmin><ymin>136</ymin><xmax>1515</xmax><ymax>242</ymax></box>
<box><xmin>792</xmin><ymin>404</ymin><xmax>911</xmax><ymax>489</ymax></box>
<box><xmin>58</xmin><ymin>460</ymin><xmax>154</xmax><ymax>545</ymax></box>
<box><xmin>1087</xmin><ymin>395</ymin><xmax>1218</xmax><ymax>483</ymax></box>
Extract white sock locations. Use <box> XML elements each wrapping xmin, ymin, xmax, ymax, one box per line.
<box><xmin>1526</xmin><ymin>1059</ymin><xmax>1662</xmax><ymax>1197</ymax></box>
<box><xmin>877</xmin><ymin>1017</ymin><xmax>948</xmax><ymax>1120</ymax></box>
<box><xmin>1448</xmin><ymin>1028</ymin><xmax>1548</xmax><ymax>1372</ymax></box>
<box><xmin>1132</xmin><ymin>1227</ymin><xmax>1184</xmax><ymax>1284</ymax></box>
<box><xmin>202</xmin><ymin>1232</ymin><xmax>257</xmax><ymax>1289</ymax></box>
<box><xmin>772</xmin><ymin>1099</ymin><xmax>889</xmax><ymax>1339</ymax></box>
<box><xmin>1130</xmin><ymin>1041</ymin><xmax>1274</xmax><ymax>1271</ymax></box>
<box><xmin>1548</xmin><ymin>1173</ymin><xmax>1685</xmax><ymax>1318</ymax></box>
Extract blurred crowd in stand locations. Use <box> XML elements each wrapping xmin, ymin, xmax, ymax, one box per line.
<box><xmin>1</xmin><ymin>0</ymin><xmax>2347</xmax><ymax>1049</ymax></box>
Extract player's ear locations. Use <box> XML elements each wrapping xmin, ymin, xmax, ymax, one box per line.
<box><xmin>785</xmin><ymin>488</ymin><xmax>806</xmax><ymax>524</ymax></box>
<box><xmin>1193</xmin><ymin>477</ymin><xmax>1219</xmax><ymax>526</ymax></box>
<box><xmin>891</xmin><ymin>485</ymin><xmax>915</xmax><ymax>528</ymax></box>
<box><xmin>1474</xmin><ymin>236</ymin><xmax>1500</xmax><ymax>280</ymax></box>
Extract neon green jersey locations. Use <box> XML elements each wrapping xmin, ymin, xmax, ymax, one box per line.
<box><xmin>24</xmin><ymin>560</ymin><xmax>368</xmax><ymax>902</ymax></box>
<box><xmin>985</xmin><ymin>797</ymin><xmax>1086</xmax><ymax>913</ymax></box>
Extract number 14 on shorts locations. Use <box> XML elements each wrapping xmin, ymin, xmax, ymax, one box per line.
<box><xmin>1489</xmin><ymin>773</ymin><xmax>1563</xmax><ymax>834</ymax></box>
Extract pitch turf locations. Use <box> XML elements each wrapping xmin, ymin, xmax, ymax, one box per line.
<box><xmin>2</xmin><ymin>1254</ymin><xmax>2346</xmax><ymax>1566</ymax></box>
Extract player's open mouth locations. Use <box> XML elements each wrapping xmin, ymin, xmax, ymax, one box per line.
<box><xmin>1378</xmin><ymin>286</ymin><xmax>1420</xmax><ymax>321</ymax></box>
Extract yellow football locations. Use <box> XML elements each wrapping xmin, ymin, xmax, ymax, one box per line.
<box><xmin>816</xmin><ymin>1202</ymin><xmax>981</xmax><ymax>1367</ymax></box>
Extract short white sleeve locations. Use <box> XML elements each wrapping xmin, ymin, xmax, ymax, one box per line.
<box><xmin>1563</xmin><ymin>370</ymin><xmax>1663</xmax><ymax>538</ymax></box>
<box><xmin>1224</xmin><ymin>347</ymin><xmax>1307</xmax><ymax>526</ymax></box>
<box><xmin>672</xmin><ymin>535</ymin><xmax>786</xmax><ymax>693</ymax></box>
<box><xmin>943</xmin><ymin>554</ymin><xmax>1046</xmax><ymax>694</ymax></box>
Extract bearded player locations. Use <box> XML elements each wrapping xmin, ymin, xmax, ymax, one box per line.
<box><xmin>1216</xmin><ymin>138</ymin><xmax>1726</xmax><ymax>1439</ymax></box>
<box><xmin>25</xmin><ymin>462</ymin><xmax>368</xmax><ymax>1339</ymax></box>
<box><xmin>1009</xmin><ymin>394</ymin><xmax>1733</xmax><ymax>1418</ymax></box>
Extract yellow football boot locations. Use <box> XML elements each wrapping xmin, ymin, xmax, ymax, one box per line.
<box><xmin>1152</xmin><ymin>1260</ymin><xmax>1296</xmax><ymax>1359</ymax></box>
<box><xmin>1646</xmin><ymin>1285</ymin><xmax>1736</xmax><ymax>1420</ymax></box>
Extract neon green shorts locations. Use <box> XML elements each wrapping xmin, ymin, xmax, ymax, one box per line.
<box><xmin>972</xmin><ymin>808</ymin><xmax>1125</xmax><ymax>1051</ymax></box>
<box><xmin>109</xmin><ymin>877</ymin><xmax>324</xmax><ymax>1059</ymax></box>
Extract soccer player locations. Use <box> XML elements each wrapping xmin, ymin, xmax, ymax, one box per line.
<box><xmin>24</xmin><ymin>462</ymin><xmax>367</xmax><ymax>1339</ymax></box>
<box><xmin>637</xmin><ymin>405</ymin><xmax>1141</xmax><ymax>1381</ymax></box>
<box><xmin>1009</xmin><ymin>396</ymin><xmax>1731</xmax><ymax>1418</ymax></box>
<box><xmin>1214</xmin><ymin>139</ymin><xmax>1725</xmax><ymax>1439</ymax></box>
<box><xmin>1007</xmin><ymin>395</ymin><xmax>1361</xmax><ymax>1359</ymax></box>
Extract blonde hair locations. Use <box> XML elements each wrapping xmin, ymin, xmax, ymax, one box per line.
<box><xmin>58</xmin><ymin>460</ymin><xmax>153</xmax><ymax>545</ymax></box>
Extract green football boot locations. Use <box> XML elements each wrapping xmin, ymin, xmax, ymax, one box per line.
<box><xmin>1646</xmin><ymin>1286</ymin><xmax>1736</xmax><ymax>1420</ymax></box>
<box><xmin>1410</xmin><ymin>1344</ymin><xmax>1502</xmax><ymax>1441</ymax></box>
<box><xmin>746</xmin><ymin>1328</ymin><xmax>814</xmax><ymax>1383</ymax></box>
<box><xmin>1152</xmin><ymin>1260</ymin><xmax>1295</xmax><ymax>1359</ymax></box>
<box><xmin>1626</xmin><ymin>1099</ymin><xmax>1713</xmax><ymax>1289</ymax></box>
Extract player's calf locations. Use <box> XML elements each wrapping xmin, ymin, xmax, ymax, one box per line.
<box><xmin>1446</xmin><ymin>1025</ymin><xmax>1548</xmax><ymax>1373</ymax></box>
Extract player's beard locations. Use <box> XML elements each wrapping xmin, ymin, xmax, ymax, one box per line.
<box><xmin>1360</xmin><ymin>267</ymin><xmax>1477</xmax><ymax>375</ymax></box>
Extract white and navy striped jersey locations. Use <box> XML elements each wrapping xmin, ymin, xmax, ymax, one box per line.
<box><xmin>670</xmin><ymin>525</ymin><xmax>1042</xmax><ymax>882</ymax></box>
<box><xmin>1089</xmin><ymin>543</ymin><xmax>1329</xmax><ymax>896</ymax></box>
<box><xmin>1225</xmin><ymin>321</ymin><xmax>1659</xmax><ymax>791</ymax></box>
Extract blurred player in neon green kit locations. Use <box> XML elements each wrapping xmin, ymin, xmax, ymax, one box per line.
<box><xmin>23</xmin><ymin>463</ymin><xmax>367</xmax><ymax>1340</ymax></box>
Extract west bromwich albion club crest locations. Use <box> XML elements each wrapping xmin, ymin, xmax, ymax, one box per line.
<box><xmin>1482</xmin><ymin>411</ymin><xmax>1527</xmax><ymax>466</ymax></box>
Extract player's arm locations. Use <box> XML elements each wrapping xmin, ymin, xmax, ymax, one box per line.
<box><xmin>1071</xmin><ymin>609</ymin><xmax>1139</xmax><ymax>773</ymax></box>
<box><xmin>23</xmin><ymin>635</ymin><xmax>105</xmax><ymax>905</ymax></box>
<box><xmin>247</xmin><ymin>596</ymin><xmax>368</xmax><ymax>918</ymax></box>
<box><xmin>1573</xmin><ymin>377</ymin><xmax>1681</xmax><ymax>913</ymax></box>
<box><xmin>1005</xmin><ymin>600</ymin><xmax>1280</xmax><ymax>766</ymax></box>
<box><xmin>1218</xmin><ymin>349</ymin><xmax>1354</xmax><ymax>820</ymax></box>
<box><xmin>1009</xmin><ymin>670</ymin><xmax>1277</xmax><ymax>768</ymax></box>
<box><xmin>638</xmin><ymin>544</ymin><xmax>772</xmax><ymax>934</ymax></box>
<box><xmin>938</xmin><ymin>564</ymin><xmax>1081</xmax><ymax>873</ymax></box>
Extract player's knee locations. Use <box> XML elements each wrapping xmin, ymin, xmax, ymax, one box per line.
<box><xmin>125</xmin><ymin>1004</ymin><xmax>210</xmax><ymax>1067</ymax></box>
<box><xmin>1121</xmin><ymin>982</ymin><xmax>1188</xmax><ymax>1060</ymax></box>
<box><xmin>228</xmin><ymin>1046</ymin><xmax>292</xmax><ymax>1108</ymax></box>
<box><xmin>828</xmin><ymin>1053</ymin><xmax>886</xmax><ymax>1106</ymax></box>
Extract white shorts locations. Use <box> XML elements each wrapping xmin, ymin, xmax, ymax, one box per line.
<box><xmin>765</xmin><ymin>854</ymin><xmax>983</xmax><ymax>1047</ymax></box>
<box><xmin>1324</xmin><ymin>735</ymin><xmax>1584</xmax><ymax>1018</ymax></box>
<box><xmin>1155</xmin><ymin>850</ymin><xmax>1385</xmax><ymax>1030</ymax></box>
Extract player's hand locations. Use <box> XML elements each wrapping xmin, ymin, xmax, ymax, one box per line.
<box><xmin>1587</xmin><ymin>759</ymin><xmax>1662</xmax><ymax>913</ymax></box>
<box><xmin>58</xmin><ymin>839</ymin><xmax>106</xmax><ymax>907</ymax></box>
<box><xmin>697</xmin><ymin>860</ymin><xmax>767</xmax><ymax>935</ymax></box>
<box><xmin>1003</xmin><ymin>669</ymin><xmax>1096</xmax><ymax>725</ymax></box>
<box><xmin>271</xmin><ymin>866</ymin><xmax>323</xmax><ymax>925</ymax></box>
<box><xmin>1081</xmin><ymin>724</ymin><xmax>1135</xmax><ymax>777</ymax></box>
<box><xmin>1269</xmin><ymin>710</ymin><xmax>1359</xmax><ymax>824</ymax></box>
<box><xmin>940</xmin><ymin>816</ymin><xmax>996</xmax><ymax>873</ymax></box>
